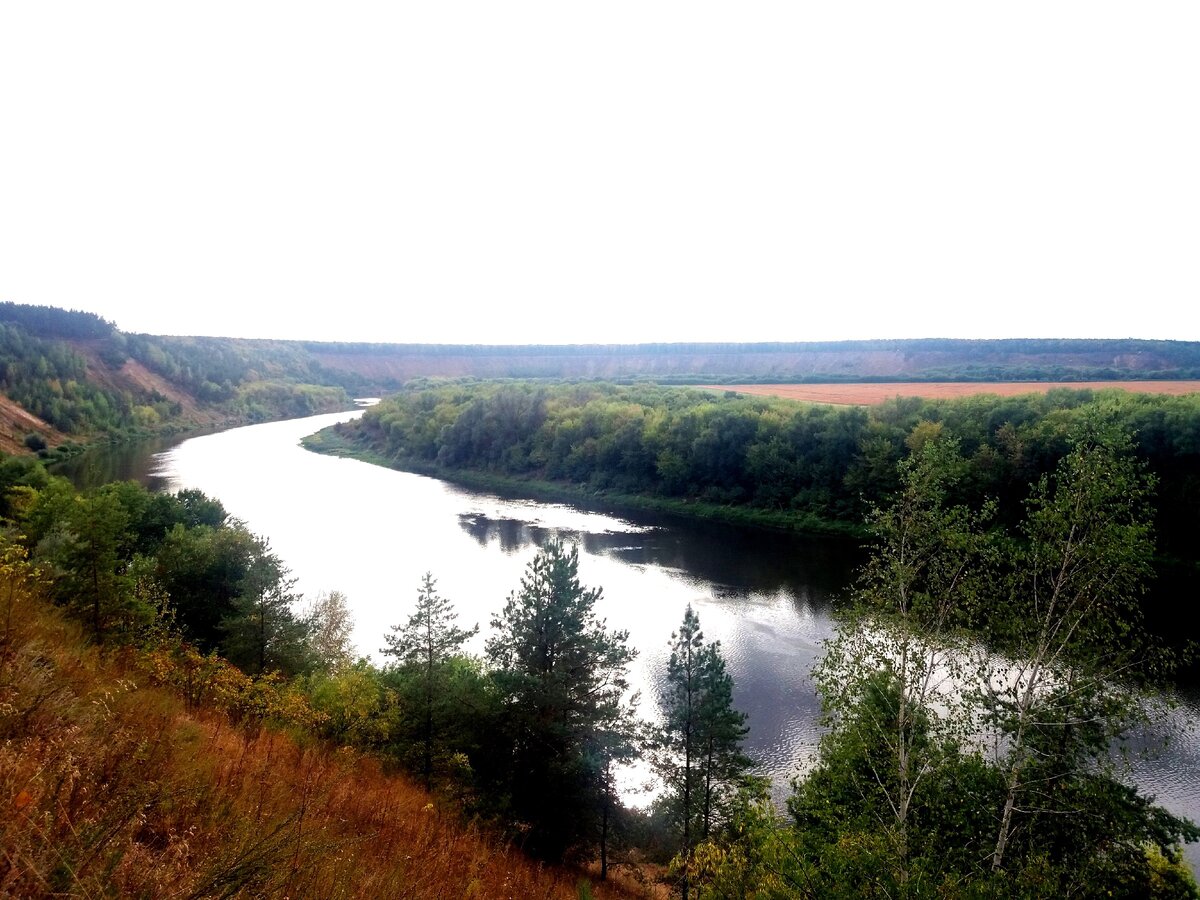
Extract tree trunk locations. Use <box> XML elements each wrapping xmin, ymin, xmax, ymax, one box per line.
<box><xmin>703</xmin><ymin>738</ymin><xmax>714</xmax><ymax>840</ymax></box>
<box><xmin>600</xmin><ymin>796</ymin><xmax>609</xmax><ymax>881</ymax></box>
<box><xmin>258</xmin><ymin>596</ymin><xmax>266</xmax><ymax>674</ymax></box>
<box><xmin>91</xmin><ymin>554</ymin><xmax>101</xmax><ymax>636</ymax></box>
<box><xmin>424</xmin><ymin>655</ymin><xmax>434</xmax><ymax>792</ymax></box>
<box><xmin>682</xmin><ymin>648</ymin><xmax>693</xmax><ymax>900</ymax></box>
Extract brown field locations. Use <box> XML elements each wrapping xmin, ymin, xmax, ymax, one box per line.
<box><xmin>709</xmin><ymin>381</ymin><xmax>1200</xmax><ymax>406</ymax></box>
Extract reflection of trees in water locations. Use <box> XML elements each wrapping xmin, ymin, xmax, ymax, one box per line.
<box><xmin>457</xmin><ymin>515</ymin><xmax>585</xmax><ymax>555</ymax></box>
<box><xmin>54</xmin><ymin>442</ymin><xmax>173</xmax><ymax>492</ymax></box>
<box><xmin>456</xmin><ymin>512</ymin><xmax>863</xmax><ymax>615</ymax></box>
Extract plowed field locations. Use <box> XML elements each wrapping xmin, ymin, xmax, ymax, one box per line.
<box><xmin>710</xmin><ymin>381</ymin><xmax>1200</xmax><ymax>406</ymax></box>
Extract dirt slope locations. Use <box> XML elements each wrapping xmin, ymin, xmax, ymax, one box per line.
<box><xmin>70</xmin><ymin>339</ymin><xmax>221</xmax><ymax>425</ymax></box>
<box><xmin>0</xmin><ymin>395</ymin><xmax>58</xmax><ymax>455</ymax></box>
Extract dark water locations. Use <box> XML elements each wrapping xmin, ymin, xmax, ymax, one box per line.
<box><xmin>60</xmin><ymin>411</ymin><xmax>1200</xmax><ymax>869</ymax></box>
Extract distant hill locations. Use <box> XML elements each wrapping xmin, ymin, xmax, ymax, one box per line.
<box><xmin>3</xmin><ymin>300</ymin><xmax>1199</xmax><ymax>452</ymax></box>
<box><xmin>303</xmin><ymin>337</ymin><xmax>1200</xmax><ymax>385</ymax></box>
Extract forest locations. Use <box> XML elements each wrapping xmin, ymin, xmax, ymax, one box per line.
<box><xmin>327</xmin><ymin>381</ymin><xmax>1200</xmax><ymax>562</ymax></box>
<box><xmin>2</xmin><ymin>417</ymin><xmax>1198</xmax><ymax>896</ymax></box>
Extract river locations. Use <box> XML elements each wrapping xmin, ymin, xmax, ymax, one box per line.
<box><xmin>57</xmin><ymin>410</ymin><xmax>1200</xmax><ymax>870</ymax></box>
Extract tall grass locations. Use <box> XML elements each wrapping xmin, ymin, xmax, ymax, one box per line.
<box><xmin>0</xmin><ymin>588</ymin><xmax>650</xmax><ymax>898</ymax></box>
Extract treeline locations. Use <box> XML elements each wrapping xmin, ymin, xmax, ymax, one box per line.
<box><xmin>300</xmin><ymin>337</ymin><xmax>1200</xmax><ymax>386</ymax></box>
<box><xmin>0</xmin><ymin>301</ymin><xmax>115</xmax><ymax>339</ymax></box>
<box><xmin>333</xmin><ymin>382</ymin><xmax>1200</xmax><ymax>558</ymax></box>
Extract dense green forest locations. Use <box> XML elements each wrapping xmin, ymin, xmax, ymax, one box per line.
<box><xmin>324</xmin><ymin>381</ymin><xmax>1200</xmax><ymax>558</ymax></box>
<box><xmin>3</xmin><ymin>427</ymin><xmax>1196</xmax><ymax>896</ymax></box>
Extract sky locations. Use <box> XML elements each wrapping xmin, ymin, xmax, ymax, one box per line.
<box><xmin>1</xmin><ymin>2</ymin><xmax>1198</xmax><ymax>345</ymax></box>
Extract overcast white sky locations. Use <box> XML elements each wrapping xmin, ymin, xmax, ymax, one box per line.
<box><xmin>1</xmin><ymin>2</ymin><xmax>1197</xmax><ymax>345</ymax></box>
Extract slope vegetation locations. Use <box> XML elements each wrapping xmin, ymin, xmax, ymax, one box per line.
<box><xmin>0</xmin><ymin>303</ymin><xmax>351</xmax><ymax>449</ymax></box>
<box><xmin>0</xmin><ymin>587</ymin><xmax>643</xmax><ymax>898</ymax></box>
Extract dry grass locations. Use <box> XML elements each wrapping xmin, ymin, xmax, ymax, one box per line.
<box><xmin>709</xmin><ymin>381</ymin><xmax>1200</xmax><ymax>406</ymax></box>
<box><xmin>0</xmin><ymin>586</ymin><xmax>648</xmax><ymax>898</ymax></box>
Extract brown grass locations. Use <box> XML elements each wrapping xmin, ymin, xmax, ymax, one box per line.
<box><xmin>0</xmin><ymin>577</ymin><xmax>648</xmax><ymax>898</ymax></box>
<box><xmin>708</xmin><ymin>381</ymin><xmax>1200</xmax><ymax>406</ymax></box>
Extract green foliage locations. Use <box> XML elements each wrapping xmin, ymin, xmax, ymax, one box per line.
<box><xmin>124</xmin><ymin>333</ymin><xmax>360</xmax><ymax>403</ymax></box>
<box><xmin>656</xmin><ymin>604</ymin><xmax>754</xmax><ymax>899</ymax></box>
<box><xmin>382</xmin><ymin>572</ymin><xmax>479</xmax><ymax>789</ymax></box>
<box><xmin>985</xmin><ymin>425</ymin><xmax>1172</xmax><ymax>873</ymax></box>
<box><xmin>33</xmin><ymin>488</ymin><xmax>136</xmax><ymax>636</ymax></box>
<box><xmin>231</xmin><ymin>380</ymin><xmax>351</xmax><ymax>422</ymax></box>
<box><xmin>218</xmin><ymin>537</ymin><xmax>312</xmax><ymax>677</ymax></box>
<box><xmin>0</xmin><ymin>301</ymin><xmax>115</xmax><ymax>338</ymax></box>
<box><xmin>305</xmin><ymin>662</ymin><xmax>396</xmax><ymax>746</ymax></box>
<box><xmin>0</xmin><ymin>305</ymin><xmax>354</xmax><ymax>436</ymax></box>
<box><xmin>786</xmin><ymin>426</ymin><xmax>1200</xmax><ymax>897</ymax></box>
<box><xmin>0</xmin><ymin>321</ymin><xmax>146</xmax><ymax>433</ymax></box>
<box><xmin>383</xmin><ymin>654</ymin><xmax>498</xmax><ymax>804</ymax></box>
<box><xmin>8</xmin><ymin>475</ymin><xmax>313</xmax><ymax>677</ymax></box>
<box><xmin>485</xmin><ymin>541</ymin><xmax>638</xmax><ymax>861</ymax></box>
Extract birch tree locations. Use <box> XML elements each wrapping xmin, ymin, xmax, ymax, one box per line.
<box><xmin>985</xmin><ymin>427</ymin><xmax>1163</xmax><ymax>872</ymax></box>
<box><xmin>813</xmin><ymin>439</ymin><xmax>994</xmax><ymax>886</ymax></box>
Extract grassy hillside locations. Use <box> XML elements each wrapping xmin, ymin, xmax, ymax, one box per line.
<box><xmin>0</xmin><ymin>578</ymin><xmax>646</xmax><ymax>898</ymax></box>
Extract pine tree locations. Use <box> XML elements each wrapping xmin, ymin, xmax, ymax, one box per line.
<box><xmin>696</xmin><ymin>640</ymin><xmax>751</xmax><ymax>840</ymax></box>
<box><xmin>657</xmin><ymin>604</ymin><xmax>751</xmax><ymax>900</ymax></box>
<box><xmin>382</xmin><ymin>572</ymin><xmax>477</xmax><ymax>790</ymax></box>
<box><xmin>485</xmin><ymin>540</ymin><xmax>637</xmax><ymax>861</ymax></box>
<box><xmin>218</xmin><ymin>536</ymin><xmax>311</xmax><ymax>676</ymax></box>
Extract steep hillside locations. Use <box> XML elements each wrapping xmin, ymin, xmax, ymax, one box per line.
<box><xmin>0</xmin><ymin>584</ymin><xmax>646</xmax><ymax>898</ymax></box>
<box><xmin>0</xmin><ymin>304</ymin><xmax>351</xmax><ymax>448</ymax></box>
<box><xmin>0</xmin><ymin>396</ymin><xmax>56</xmax><ymax>456</ymax></box>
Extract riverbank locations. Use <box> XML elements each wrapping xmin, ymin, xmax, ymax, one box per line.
<box><xmin>301</xmin><ymin>424</ymin><xmax>867</xmax><ymax>539</ymax></box>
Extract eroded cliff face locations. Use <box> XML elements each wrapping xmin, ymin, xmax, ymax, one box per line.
<box><xmin>0</xmin><ymin>394</ymin><xmax>56</xmax><ymax>455</ymax></box>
